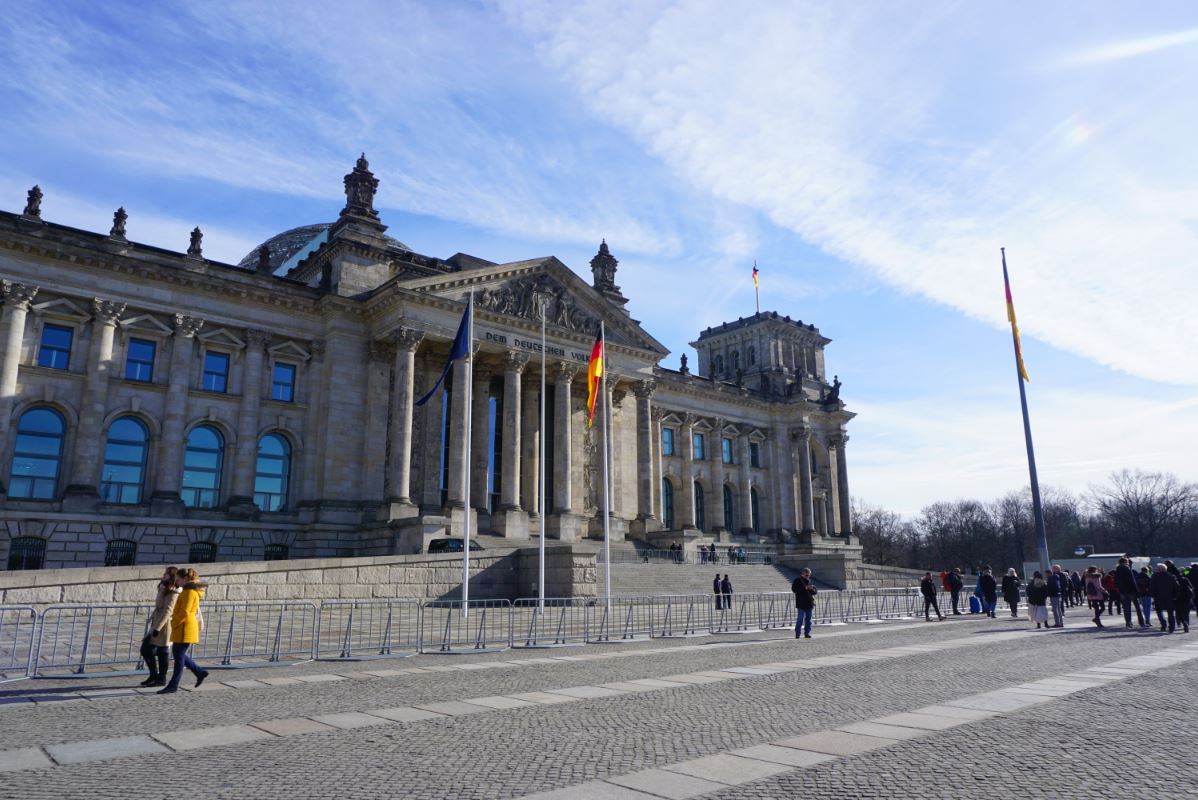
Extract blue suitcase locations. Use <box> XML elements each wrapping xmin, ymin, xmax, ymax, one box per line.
<box><xmin>969</xmin><ymin>596</ymin><xmax>982</xmax><ymax>614</ymax></box>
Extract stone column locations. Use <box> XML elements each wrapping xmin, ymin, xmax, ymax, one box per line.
<box><xmin>738</xmin><ymin>434</ymin><xmax>753</xmax><ymax>534</ymax></box>
<box><xmin>710</xmin><ymin>418</ymin><xmax>725</xmax><ymax>532</ymax></box>
<box><xmin>387</xmin><ymin>329</ymin><xmax>423</xmax><ymax>511</ymax></box>
<box><xmin>0</xmin><ymin>282</ymin><xmax>38</xmax><ymax>452</ymax></box>
<box><xmin>227</xmin><ymin>329</ymin><xmax>268</xmax><ymax>512</ymax></box>
<box><xmin>679</xmin><ymin>413</ymin><xmax>697</xmax><ymax>529</ymax></box>
<box><xmin>546</xmin><ymin>363</ymin><xmax>581</xmax><ymax>540</ymax></box>
<box><xmin>770</xmin><ymin>425</ymin><xmax>796</xmax><ymax>534</ymax></box>
<box><xmin>651</xmin><ymin>407</ymin><xmax>664</xmax><ymax>523</ymax></box>
<box><xmin>470</xmin><ymin>366</ymin><xmax>491</xmax><ymax>512</ymax></box>
<box><xmin>824</xmin><ymin>494</ymin><xmax>836</xmax><ymax>536</ymax></box>
<box><xmin>519</xmin><ymin>374</ymin><xmax>539</xmax><ymax>519</ymax></box>
<box><xmin>150</xmin><ymin>314</ymin><xmax>203</xmax><ymax>513</ymax></box>
<box><xmin>631</xmin><ymin>380</ymin><xmax>657</xmax><ymax>533</ymax></box>
<box><xmin>793</xmin><ymin>426</ymin><xmax>815</xmax><ymax>535</ymax></box>
<box><xmin>446</xmin><ymin>357</ymin><xmax>470</xmax><ymax>509</ymax></box>
<box><xmin>362</xmin><ymin>339</ymin><xmax>393</xmax><ymax>504</ymax></box>
<box><xmin>301</xmin><ymin>339</ymin><xmax>326</xmax><ymax>501</ymax></box>
<box><xmin>830</xmin><ymin>433</ymin><xmax>852</xmax><ymax>536</ymax></box>
<box><xmin>493</xmin><ymin>351</ymin><xmax>529</xmax><ymax>538</ymax></box>
<box><xmin>64</xmin><ymin>298</ymin><xmax>125</xmax><ymax>505</ymax></box>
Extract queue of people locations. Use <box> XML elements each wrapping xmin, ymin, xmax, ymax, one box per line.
<box><xmin>136</xmin><ymin>566</ymin><xmax>211</xmax><ymax>694</ymax></box>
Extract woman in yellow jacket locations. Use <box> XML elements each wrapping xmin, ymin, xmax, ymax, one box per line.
<box><xmin>157</xmin><ymin>568</ymin><xmax>210</xmax><ymax>694</ymax></box>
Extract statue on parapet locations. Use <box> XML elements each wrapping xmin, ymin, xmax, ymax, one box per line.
<box><xmin>23</xmin><ymin>185</ymin><xmax>42</xmax><ymax>218</ymax></box>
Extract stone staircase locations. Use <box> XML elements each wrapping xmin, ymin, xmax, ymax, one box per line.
<box><xmin>601</xmin><ymin>560</ymin><xmax>801</xmax><ymax>597</ymax></box>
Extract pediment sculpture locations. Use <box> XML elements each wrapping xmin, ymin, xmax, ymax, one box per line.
<box><xmin>475</xmin><ymin>275</ymin><xmax>600</xmax><ymax>337</ymax></box>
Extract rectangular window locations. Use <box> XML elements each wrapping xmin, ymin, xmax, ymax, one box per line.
<box><xmin>124</xmin><ymin>338</ymin><xmax>156</xmax><ymax>382</ymax></box>
<box><xmin>38</xmin><ymin>324</ymin><xmax>73</xmax><ymax>370</ymax></box>
<box><xmin>721</xmin><ymin>437</ymin><xmax>734</xmax><ymax>464</ymax></box>
<box><xmin>661</xmin><ymin>428</ymin><xmax>675</xmax><ymax>456</ymax></box>
<box><xmin>692</xmin><ymin>433</ymin><xmax>705</xmax><ymax>460</ymax></box>
<box><xmin>271</xmin><ymin>363</ymin><xmax>296</xmax><ymax>402</ymax></box>
<box><xmin>202</xmin><ymin>352</ymin><xmax>230</xmax><ymax>393</ymax></box>
<box><xmin>750</xmin><ymin>442</ymin><xmax>761</xmax><ymax>468</ymax></box>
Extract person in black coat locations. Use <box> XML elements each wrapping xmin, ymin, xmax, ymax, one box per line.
<box><xmin>1149</xmin><ymin>564</ymin><xmax>1179</xmax><ymax>633</ymax></box>
<box><xmin>713</xmin><ymin>573</ymin><xmax>723</xmax><ymax>610</ymax></box>
<box><xmin>720</xmin><ymin>574</ymin><xmax>733</xmax><ymax>611</ymax></box>
<box><xmin>1001</xmin><ymin>569</ymin><xmax>1022</xmax><ymax>618</ymax></box>
<box><xmin>947</xmin><ymin>568</ymin><xmax>965</xmax><ymax>615</ymax></box>
<box><xmin>792</xmin><ymin>568</ymin><xmax>817</xmax><ymax>639</ymax></box>
<box><xmin>1175</xmin><ymin>576</ymin><xmax>1193</xmax><ymax>634</ymax></box>
<box><xmin>1115</xmin><ymin>558</ymin><xmax>1146</xmax><ymax>628</ymax></box>
<box><xmin>978</xmin><ymin>569</ymin><xmax>998</xmax><ymax>618</ymax></box>
<box><xmin>920</xmin><ymin>572</ymin><xmax>944</xmax><ymax>621</ymax></box>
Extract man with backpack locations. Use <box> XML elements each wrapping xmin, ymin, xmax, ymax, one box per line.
<box><xmin>792</xmin><ymin>568</ymin><xmax>817</xmax><ymax>639</ymax></box>
<box><xmin>947</xmin><ymin>567</ymin><xmax>965</xmax><ymax>615</ymax></box>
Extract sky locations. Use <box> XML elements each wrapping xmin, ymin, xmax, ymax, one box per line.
<box><xmin>2</xmin><ymin>1</ymin><xmax>1196</xmax><ymax>516</ymax></box>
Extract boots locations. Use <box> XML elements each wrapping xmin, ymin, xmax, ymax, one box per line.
<box><xmin>144</xmin><ymin>651</ymin><xmax>169</xmax><ymax>688</ymax></box>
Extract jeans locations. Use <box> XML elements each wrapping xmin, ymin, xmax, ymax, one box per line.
<box><xmin>1121</xmin><ymin>595</ymin><xmax>1145</xmax><ymax>626</ymax></box>
<box><xmin>982</xmin><ymin>597</ymin><xmax>996</xmax><ymax>616</ymax></box>
<box><xmin>166</xmin><ymin>642</ymin><xmax>203</xmax><ymax>690</ymax></box>
<box><xmin>950</xmin><ymin>590</ymin><xmax>961</xmax><ymax>613</ymax></box>
<box><xmin>794</xmin><ymin>607</ymin><xmax>812</xmax><ymax>636</ymax></box>
<box><xmin>1050</xmin><ymin>596</ymin><xmax>1065</xmax><ymax>626</ymax></box>
<box><xmin>1156</xmin><ymin>602</ymin><xmax>1176</xmax><ymax>632</ymax></box>
<box><xmin>1139</xmin><ymin>596</ymin><xmax>1152</xmax><ymax>622</ymax></box>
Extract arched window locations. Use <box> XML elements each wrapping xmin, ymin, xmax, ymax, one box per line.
<box><xmin>750</xmin><ymin>488</ymin><xmax>761</xmax><ymax>533</ymax></box>
<box><xmin>188</xmin><ymin>540</ymin><xmax>217</xmax><ymax>563</ymax></box>
<box><xmin>732</xmin><ymin>351</ymin><xmax>741</xmax><ymax>372</ymax></box>
<box><xmin>182</xmin><ymin>425</ymin><xmax>224</xmax><ymax>508</ymax></box>
<box><xmin>714</xmin><ymin>355</ymin><xmax>724</xmax><ymax>376</ymax></box>
<box><xmin>661</xmin><ymin>478</ymin><xmax>675</xmax><ymax>530</ymax></box>
<box><xmin>6</xmin><ymin>536</ymin><xmax>46</xmax><ymax>570</ymax></box>
<box><xmin>723</xmin><ymin>485</ymin><xmax>735</xmax><ymax>532</ymax></box>
<box><xmin>104</xmin><ymin>539</ymin><xmax>137</xmax><ymax>567</ymax></box>
<box><xmin>254</xmin><ymin>433</ymin><xmax>291</xmax><ymax>512</ymax></box>
<box><xmin>693</xmin><ymin>482</ymin><xmax>705</xmax><ymax>531</ymax></box>
<box><xmin>8</xmin><ymin>407</ymin><xmax>66</xmax><ymax>499</ymax></box>
<box><xmin>748</xmin><ymin>345</ymin><xmax>756</xmax><ymax>366</ymax></box>
<box><xmin>263</xmin><ymin>543</ymin><xmax>289</xmax><ymax>561</ymax></box>
<box><xmin>101</xmin><ymin>417</ymin><xmax>149</xmax><ymax>504</ymax></box>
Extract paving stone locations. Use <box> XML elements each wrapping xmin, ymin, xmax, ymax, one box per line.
<box><xmin>412</xmin><ymin>700</ymin><xmax>491</xmax><ymax>716</ymax></box>
<box><xmin>871</xmin><ymin>712</ymin><xmax>972</xmax><ymax>731</ymax></box>
<box><xmin>44</xmin><ymin>735</ymin><xmax>168</xmax><ymax>765</ymax></box>
<box><xmin>546</xmin><ymin>685</ymin><xmax>627</xmax><ymax>699</ymax></box>
<box><xmin>624</xmin><ymin>678</ymin><xmax>690</xmax><ymax>689</ymax></box>
<box><xmin>505</xmin><ymin>691</ymin><xmax>580</xmax><ymax>705</ymax></box>
<box><xmin>945</xmin><ymin>692</ymin><xmax>1051</xmax><ymax>712</ymax></box>
<box><xmin>292</xmin><ymin>674</ymin><xmax>345</xmax><ymax>683</ymax></box>
<box><xmin>0</xmin><ymin>747</ymin><xmax>53</xmax><ymax>772</ymax></box>
<box><xmin>913</xmin><ymin>704</ymin><xmax>1001</xmax><ymax>721</ymax></box>
<box><xmin>223</xmin><ymin>679</ymin><xmax>270</xmax><ymax>689</ymax></box>
<box><xmin>151</xmin><ymin>724</ymin><xmax>274</xmax><ymax>751</ymax></box>
<box><xmin>606</xmin><ymin>768</ymin><xmax>729</xmax><ymax>799</ymax></box>
<box><xmin>249</xmin><ymin>717</ymin><xmax>338</xmax><ymax>737</ymax></box>
<box><xmin>658</xmin><ymin>673</ymin><xmax>726</xmax><ymax>684</ymax></box>
<box><xmin>366</xmin><ymin>706</ymin><xmax>448</xmax><ymax>722</ymax></box>
<box><xmin>462</xmin><ymin>695</ymin><xmax>535</xmax><ymax>709</ymax></box>
<box><xmin>664</xmin><ymin>753</ymin><xmax>792</xmax><ymax>784</ymax></box>
<box><xmin>600</xmin><ymin>681</ymin><xmax>662</xmax><ymax>693</ymax></box>
<box><xmin>837</xmin><ymin>721</ymin><xmax>930</xmax><ymax>740</ymax></box>
<box><xmin>258</xmin><ymin>677</ymin><xmax>305</xmax><ymax>686</ymax></box>
<box><xmin>309</xmin><ymin>711</ymin><xmax>393</xmax><ymax>729</ymax></box>
<box><xmin>775</xmin><ymin>730</ymin><xmax>898</xmax><ymax>755</ymax></box>
<box><xmin>729</xmin><ymin>743</ymin><xmax>839</xmax><ymax>768</ymax></box>
<box><xmin>521</xmin><ymin>781</ymin><xmax>660</xmax><ymax>799</ymax></box>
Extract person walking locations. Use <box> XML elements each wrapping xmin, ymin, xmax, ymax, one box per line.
<box><xmin>978</xmin><ymin>569</ymin><xmax>998</xmax><ymax>618</ymax></box>
<box><xmin>1084</xmin><ymin>566</ymin><xmax>1107</xmax><ymax>628</ymax></box>
<box><xmin>1069</xmin><ymin>570</ymin><xmax>1084</xmax><ymax>608</ymax></box>
<box><xmin>1149</xmin><ymin>563</ymin><xmax>1179</xmax><ymax>634</ymax></box>
<box><xmin>1046</xmin><ymin>565</ymin><xmax>1067</xmax><ymax>628</ymax></box>
<box><xmin>1001</xmin><ymin>569</ymin><xmax>1022</xmax><ymax>618</ymax></box>
<box><xmin>1175</xmin><ymin>575</ymin><xmax>1193</xmax><ymax>634</ymax></box>
<box><xmin>1114</xmin><ymin>558</ymin><xmax>1146</xmax><ymax>628</ymax></box>
<box><xmin>792</xmin><ymin>568</ymin><xmax>817</xmax><ymax>639</ymax></box>
<box><xmin>157</xmin><ymin>568</ymin><xmax>210</xmax><ymax>694</ymax></box>
<box><xmin>720</xmin><ymin>574</ymin><xmax>733</xmax><ymax>612</ymax></box>
<box><xmin>1026</xmin><ymin>571</ymin><xmax>1050</xmax><ymax>629</ymax></box>
<box><xmin>713</xmin><ymin>573</ymin><xmax>723</xmax><ymax>611</ymax></box>
<box><xmin>1135</xmin><ymin>566</ymin><xmax>1153</xmax><ymax>626</ymax></box>
<box><xmin>948</xmin><ymin>568</ymin><xmax>964</xmax><ymax>615</ymax></box>
<box><xmin>138</xmin><ymin>566</ymin><xmax>180</xmax><ymax>687</ymax></box>
<box><xmin>920</xmin><ymin>572</ymin><xmax>945</xmax><ymax>621</ymax></box>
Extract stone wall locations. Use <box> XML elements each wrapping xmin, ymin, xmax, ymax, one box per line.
<box><xmin>0</xmin><ymin>545</ymin><xmax>598</xmax><ymax>608</ymax></box>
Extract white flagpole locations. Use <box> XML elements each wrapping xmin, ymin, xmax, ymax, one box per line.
<box><xmin>462</xmin><ymin>289</ymin><xmax>474</xmax><ymax>617</ymax></box>
<box><xmin>600</xmin><ymin>321</ymin><xmax>611</xmax><ymax>613</ymax></box>
<box><xmin>538</xmin><ymin>296</ymin><xmax>546</xmax><ymax>614</ymax></box>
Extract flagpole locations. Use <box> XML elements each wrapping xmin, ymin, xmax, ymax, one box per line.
<box><xmin>753</xmin><ymin>260</ymin><xmax>760</xmax><ymax>314</ymax></box>
<box><xmin>462</xmin><ymin>289</ymin><xmax>474</xmax><ymax>617</ymax></box>
<box><xmin>538</xmin><ymin>295</ymin><xmax>546</xmax><ymax>615</ymax></box>
<box><xmin>1002</xmin><ymin>249</ymin><xmax>1050</xmax><ymax>575</ymax></box>
<box><xmin>600</xmin><ymin>321</ymin><xmax>611</xmax><ymax>614</ymax></box>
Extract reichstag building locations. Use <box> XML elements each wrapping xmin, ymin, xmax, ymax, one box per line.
<box><xmin>0</xmin><ymin>157</ymin><xmax>854</xmax><ymax>571</ymax></box>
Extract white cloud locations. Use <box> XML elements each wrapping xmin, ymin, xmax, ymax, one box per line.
<box><xmin>1059</xmin><ymin>26</ymin><xmax>1198</xmax><ymax>66</ymax></box>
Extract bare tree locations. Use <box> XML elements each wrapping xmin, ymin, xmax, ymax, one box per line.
<box><xmin>1089</xmin><ymin>470</ymin><xmax>1195</xmax><ymax>556</ymax></box>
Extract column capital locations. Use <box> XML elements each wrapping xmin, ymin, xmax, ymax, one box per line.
<box><xmin>309</xmin><ymin>338</ymin><xmax>326</xmax><ymax>359</ymax></box>
<box><xmin>632</xmin><ymin>379</ymin><xmax>656</xmax><ymax>399</ymax></box>
<box><xmin>650</xmin><ymin>407</ymin><xmax>666</xmax><ymax>422</ymax></box>
<box><xmin>553</xmin><ymin>362</ymin><xmax>577</xmax><ymax>383</ymax></box>
<box><xmin>2</xmin><ymin>281</ymin><xmax>38</xmax><ymax>310</ymax></box>
<box><xmin>789</xmin><ymin>425</ymin><xmax>811</xmax><ymax>443</ymax></box>
<box><xmin>392</xmin><ymin>327</ymin><xmax>424</xmax><ymax>352</ymax></box>
<box><xmin>711</xmin><ymin>416</ymin><xmax>726</xmax><ymax>433</ymax></box>
<box><xmin>682</xmin><ymin>412</ymin><xmax>699</xmax><ymax>429</ymax></box>
<box><xmin>91</xmin><ymin>298</ymin><xmax>126</xmax><ymax>325</ymax></box>
<box><xmin>173</xmin><ymin>314</ymin><xmax>204</xmax><ymax>338</ymax></box>
<box><xmin>244</xmin><ymin>329</ymin><xmax>270</xmax><ymax>349</ymax></box>
<box><xmin>828</xmin><ymin>432</ymin><xmax>848</xmax><ymax>448</ymax></box>
<box><xmin>503</xmin><ymin>350</ymin><xmax>531</xmax><ymax>374</ymax></box>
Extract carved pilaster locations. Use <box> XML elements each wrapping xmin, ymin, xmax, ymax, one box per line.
<box><xmin>309</xmin><ymin>339</ymin><xmax>326</xmax><ymax>359</ymax></box>
<box><xmin>244</xmin><ymin>329</ymin><xmax>269</xmax><ymax>350</ymax></box>
<box><xmin>632</xmin><ymin>379</ymin><xmax>656</xmax><ymax>400</ymax></box>
<box><xmin>174</xmin><ymin>314</ymin><xmax>204</xmax><ymax>338</ymax></box>
<box><xmin>553</xmin><ymin>362</ymin><xmax>577</xmax><ymax>383</ymax></box>
<box><xmin>2</xmin><ymin>282</ymin><xmax>38</xmax><ymax>310</ymax></box>
<box><xmin>92</xmin><ymin>298</ymin><xmax>126</xmax><ymax>325</ymax></box>
<box><xmin>504</xmin><ymin>350</ymin><xmax>531</xmax><ymax>374</ymax></box>
<box><xmin>392</xmin><ymin>328</ymin><xmax>424</xmax><ymax>352</ymax></box>
<box><xmin>368</xmin><ymin>339</ymin><xmax>395</xmax><ymax>363</ymax></box>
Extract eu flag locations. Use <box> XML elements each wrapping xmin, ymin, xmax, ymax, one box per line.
<box><xmin>414</xmin><ymin>297</ymin><xmax>471</xmax><ymax>407</ymax></box>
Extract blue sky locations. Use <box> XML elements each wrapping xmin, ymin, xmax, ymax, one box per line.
<box><xmin>2</xmin><ymin>1</ymin><xmax>1196</xmax><ymax>514</ymax></box>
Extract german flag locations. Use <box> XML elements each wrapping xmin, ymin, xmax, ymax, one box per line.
<box><xmin>585</xmin><ymin>332</ymin><xmax>604</xmax><ymax>427</ymax></box>
<box><xmin>1002</xmin><ymin>253</ymin><xmax>1030</xmax><ymax>382</ymax></box>
<box><xmin>752</xmin><ymin>263</ymin><xmax>759</xmax><ymax>288</ymax></box>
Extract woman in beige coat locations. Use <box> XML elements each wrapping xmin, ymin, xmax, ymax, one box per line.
<box><xmin>139</xmin><ymin>567</ymin><xmax>180</xmax><ymax>687</ymax></box>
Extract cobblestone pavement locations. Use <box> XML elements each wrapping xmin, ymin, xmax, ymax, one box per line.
<box><xmin>2</xmin><ymin>615</ymin><xmax>1195</xmax><ymax>799</ymax></box>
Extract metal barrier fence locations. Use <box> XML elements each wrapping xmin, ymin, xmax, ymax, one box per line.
<box><xmin>651</xmin><ymin>594</ymin><xmax>712</xmax><ymax>637</ymax></box>
<box><xmin>598</xmin><ymin>548</ymin><xmax>779</xmax><ymax>566</ymax></box>
<box><xmin>511</xmin><ymin>598</ymin><xmax>591</xmax><ymax>647</ymax></box>
<box><xmin>419</xmin><ymin>600</ymin><xmax>512</xmax><ymax>653</ymax></box>
<box><xmin>198</xmin><ymin>601</ymin><xmax>318</xmax><ymax>668</ymax></box>
<box><xmin>316</xmin><ymin>600</ymin><xmax>421</xmax><ymax>660</ymax></box>
<box><xmin>0</xmin><ymin>606</ymin><xmax>37</xmax><ymax>682</ymax></box>
<box><xmin>588</xmin><ymin>596</ymin><xmax>654</xmax><ymax>642</ymax></box>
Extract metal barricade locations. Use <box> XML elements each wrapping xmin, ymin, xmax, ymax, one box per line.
<box><xmin>588</xmin><ymin>596</ymin><xmax>654</xmax><ymax>642</ymax></box>
<box><xmin>874</xmin><ymin>588</ymin><xmax>918</xmax><ymax>620</ymax></box>
<box><xmin>756</xmin><ymin>592</ymin><xmax>796</xmax><ymax>631</ymax></box>
<box><xmin>813</xmin><ymin>589</ymin><xmax>844</xmax><ymax>625</ymax></box>
<box><xmin>838</xmin><ymin>589</ymin><xmax>875</xmax><ymax>622</ymax></box>
<box><xmin>712</xmin><ymin>593</ymin><xmax>759</xmax><ymax>633</ymax></box>
<box><xmin>0</xmin><ymin>606</ymin><xmax>37</xmax><ymax>682</ymax></box>
<box><xmin>419</xmin><ymin>599</ymin><xmax>512</xmax><ymax>653</ymax></box>
<box><xmin>650</xmin><ymin>594</ymin><xmax>712</xmax><ymax>637</ymax></box>
<box><xmin>197</xmin><ymin>601</ymin><xmax>318</xmax><ymax>668</ymax></box>
<box><xmin>511</xmin><ymin>598</ymin><xmax>589</xmax><ymax>647</ymax></box>
<box><xmin>316</xmin><ymin>600</ymin><xmax>421</xmax><ymax>660</ymax></box>
<box><xmin>34</xmin><ymin>604</ymin><xmax>153</xmax><ymax>678</ymax></box>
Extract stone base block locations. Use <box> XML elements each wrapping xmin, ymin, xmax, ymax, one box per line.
<box><xmin>149</xmin><ymin>493</ymin><xmax>186</xmax><ymax>518</ymax></box>
<box><xmin>444</xmin><ymin>505</ymin><xmax>479</xmax><ymax>538</ymax></box>
<box><xmin>381</xmin><ymin>501</ymin><xmax>420</xmax><ymax>522</ymax></box>
<box><xmin>491</xmin><ymin>508</ymin><xmax>530</xmax><ymax>539</ymax></box>
<box><xmin>587</xmin><ymin>514</ymin><xmax>627</xmax><ymax>542</ymax></box>
<box><xmin>61</xmin><ymin>486</ymin><xmax>100</xmax><ymax>513</ymax></box>
<box><xmin>629</xmin><ymin>516</ymin><xmax>660</xmax><ymax>538</ymax></box>
<box><xmin>545</xmin><ymin>512</ymin><xmax>584</xmax><ymax>542</ymax></box>
<box><xmin>225</xmin><ymin>496</ymin><xmax>260</xmax><ymax>520</ymax></box>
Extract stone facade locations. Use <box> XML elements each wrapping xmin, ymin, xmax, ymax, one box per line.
<box><xmin>0</xmin><ymin>159</ymin><xmax>855</xmax><ymax>572</ymax></box>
